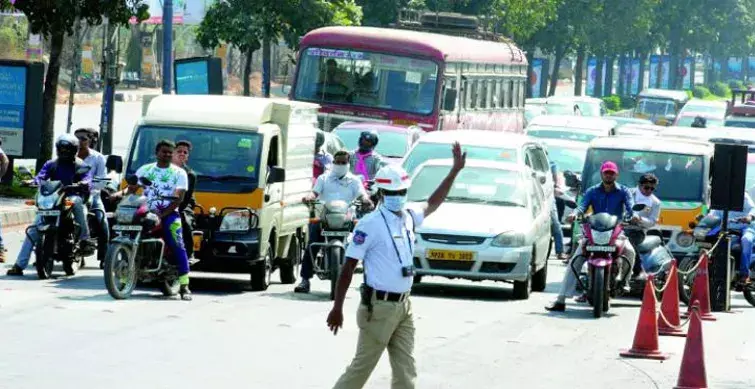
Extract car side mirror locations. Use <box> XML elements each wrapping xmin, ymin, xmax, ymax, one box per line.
<box><xmin>76</xmin><ymin>164</ymin><xmax>92</xmax><ymax>175</ymax></box>
<box><xmin>268</xmin><ymin>166</ymin><xmax>286</xmax><ymax>184</ymax></box>
<box><xmin>563</xmin><ymin>170</ymin><xmax>580</xmax><ymax>188</ymax></box>
<box><xmin>443</xmin><ymin>88</ymin><xmax>457</xmax><ymax>111</ymax></box>
<box><xmin>632</xmin><ymin>204</ymin><xmax>647</xmax><ymax>212</ymax></box>
<box><xmin>126</xmin><ymin>174</ymin><xmax>139</xmax><ymax>186</ymax></box>
<box><xmin>106</xmin><ymin>155</ymin><xmax>123</xmax><ymax>174</ymax></box>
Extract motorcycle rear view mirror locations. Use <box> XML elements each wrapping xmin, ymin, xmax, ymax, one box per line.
<box><xmin>563</xmin><ymin>170</ymin><xmax>581</xmax><ymax>188</ymax></box>
<box><xmin>632</xmin><ymin>204</ymin><xmax>647</xmax><ymax>212</ymax></box>
<box><xmin>561</xmin><ymin>197</ymin><xmax>578</xmax><ymax>209</ymax></box>
<box><xmin>126</xmin><ymin>175</ymin><xmax>139</xmax><ymax>186</ymax></box>
<box><xmin>75</xmin><ymin>165</ymin><xmax>92</xmax><ymax>175</ymax></box>
<box><xmin>139</xmin><ymin>177</ymin><xmax>153</xmax><ymax>187</ymax></box>
<box><xmin>16</xmin><ymin>165</ymin><xmax>33</xmax><ymax>180</ymax></box>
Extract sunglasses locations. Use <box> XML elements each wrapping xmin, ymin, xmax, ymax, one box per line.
<box><xmin>642</xmin><ymin>185</ymin><xmax>656</xmax><ymax>192</ymax></box>
<box><xmin>76</xmin><ymin>136</ymin><xmax>89</xmax><ymax>142</ymax></box>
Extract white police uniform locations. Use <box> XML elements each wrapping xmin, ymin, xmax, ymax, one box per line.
<box><xmin>313</xmin><ymin>170</ymin><xmax>365</xmax><ymax>203</ymax></box>
<box><xmin>332</xmin><ymin>203</ymin><xmax>424</xmax><ymax>389</ymax></box>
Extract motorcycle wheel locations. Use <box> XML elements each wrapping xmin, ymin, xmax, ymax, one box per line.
<box><xmin>592</xmin><ymin>267</ymin><xmax>605</xmax><ymax>318</ymax></box>
<box><xmin>678</xmin><ymin>256</ymin><xmax>697</xmax><ymax>306</ymax></box>
<box><xmin>329</xmin><ymin>246</ymin><xmax>341</xmax><ymax>301</ymax></box>
<box><xmin>35</xmin><ymin>234</ymin><xmax>55</xmax><ymax>280</ymax></box>
<box><xmin>250</xmin><ymin>242</ymin><xmax>273</xmax><ymax>291</ymax></box>
<box><xmin>159</xmin><ymin>277</ymin><xmax>180</xmax><ymax>297</ymax></box>
<box><xmin>103</xmin><ymin>244</ymin><xmax>137</xmax><ymax>300</ymax></box>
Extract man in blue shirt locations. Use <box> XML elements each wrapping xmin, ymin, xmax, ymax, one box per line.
<box><xmin>546</xmin><ymin>161</ymin><xmax>638</xmax><ymax>312</ymax></box>
<box><xmin>710</xmin><ymin>191</ymin><xmax>755</xmax><ymax>285</ymax></box>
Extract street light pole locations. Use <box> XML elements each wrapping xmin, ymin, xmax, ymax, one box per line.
<box><xmin>162</xmin><ymin>0</ymin><xmax>173</xmax><ymax>94</ymax></box>
<box><xmin>66</xmin><ymin>14</ymin><xmax>82</xmax><ymax>134</ymax></box>
<box><xmin>98</xmin><ymin>16</ymin><xmax>121</xmax><ymax>155</ymax></box>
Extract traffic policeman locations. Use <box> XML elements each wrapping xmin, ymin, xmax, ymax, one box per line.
<box><xmin>327</xmin><ymin>142</ymin><xmax>466</xmax><ymax>389</ymax></box>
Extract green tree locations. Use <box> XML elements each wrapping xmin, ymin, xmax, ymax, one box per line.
<box><xmin>196</xmin><ymin>0</ymin><xmax>362</xmax><ymax>97</ymax></box>
<box><xmin>0</xmin><ymin>0</ymin><xmax>148</xmax><ymax>169</ymax></box>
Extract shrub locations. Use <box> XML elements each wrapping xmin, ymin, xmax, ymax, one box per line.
<box><xmin>710</xmin><ymin>81</ymin><xmax>731</xmax><ymax>97</ymax></box>
<box><xmin>602</xmin><ymin>95</ymin><xmax>621</xmax><ymax>111</ymax></box>
<box><xmin>619</xmin><ymin>95</ymin><xmax>636</xmax><ymax>109</ymax></box>
<box><xmin>728</xmin><ymin>79</ymin><xmax>745</xmax><ymax>91</ymax></box>
<box><xmin>692</xmin><ymin>85</ymin><xmax>711</xmax><ymax>99</ymax></box>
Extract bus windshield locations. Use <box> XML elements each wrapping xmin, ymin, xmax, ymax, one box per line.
<box><xmin>636</xmin><ymin>99</ymin><xmax>676</xmax><ymax>116</ymax></box>
<box><xmin>294</xmin><ymin>47</ymin><xmax>439</xmax><ymax>115</ymax></box>
<box><xmin>582</xmin><ymin>148</ymin><xmax>705</xmax><ymax>202</ymax></box>
<box><xmin>128</xmin><ymin>126</ymin><xmax>263</xmax><ymax>193</ymax></box>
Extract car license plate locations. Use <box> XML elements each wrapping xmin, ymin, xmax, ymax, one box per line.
<box><xmin>322</xmin><ymin>231</ymin><xmax>350</xmax><ymax>237</ymax></box>
<box><xmin>698</xmin><ymin>242</ymin><xmax>713</xmax><ymax>249</ymax></box>
<box><xmin>113</xmin><ymin>225</ymin><xmax>142</xmax><ymax>231</ymax></box>
<box><xmin>426</xmin><ymin>249</ymin><xmax>475</xmax><ymax>261</ymax></box>
<box><xmin>586</xmin><ymin>245</ymin><xmax>615</xmax><ymax>252</ymax></box>
<box><xmin>38</xmin><ymin>210</ymin><xmax>60</xmax><ymax>216</ymax></box>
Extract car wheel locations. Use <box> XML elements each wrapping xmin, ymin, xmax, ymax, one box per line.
<box><xmin>532</xmin><ymin>248</ymin><xmax>548</xmax><ymax>292</ymax></box>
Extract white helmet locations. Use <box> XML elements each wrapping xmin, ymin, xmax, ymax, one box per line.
<box><xmin>374</xmin><ymin>164</ymin><xmax>412</xmax><ymax>191</ymax></box>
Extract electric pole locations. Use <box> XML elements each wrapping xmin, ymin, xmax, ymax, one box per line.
<box><xmin>98</xmin><ymin>16</ymin><xmax>121</xmax><ymax>155</ymax></box>
<box><xmin>162</xmin><ymin>0</ymin><xmax>173</xmax><ymax>94</ymax></box>
<box><xmin>66</xmin><ymin>14</ymin><xmax>82</xmax><ymax>134</ymax></box>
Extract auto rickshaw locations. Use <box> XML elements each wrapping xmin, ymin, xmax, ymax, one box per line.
<box><xmin>565</xmin><ymin>135</ymin><xmax>713</xmax><ymax>261</ymax></box>
<box><xmin>633</xmin><ymin>89</ymin><xmax>690</xmax><ymax>126</ymax></box>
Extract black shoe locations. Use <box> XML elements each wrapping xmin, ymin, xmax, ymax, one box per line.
<box><xmin>294</xmin><ymin>279</ymin><xmax>311</xmax><ymax>293</ymax></box>
<box><xmin>179</xmin><ymin>285</ymin><xmax>192</xmax><ymax>301</ymax></box>
<box><xmin>78</xmin><ymin>240</ymin><xmax>96</xmax><ymax>256</ymax></box>
<box><xmin>545</xmin><ymin>301</ymin><xmax>566</xmax><ymax>312</ymax></box>
<box><xmin>6</xmin><ymin>265</ymin><xmax>23</xmax><ymax>276</ymax></box>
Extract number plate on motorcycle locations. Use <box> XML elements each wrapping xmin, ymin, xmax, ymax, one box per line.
<box><xmin>586</xmin><ymin>245</ymin><xmax>615</xmax><ymax>252</ymax></box>
<box><xmin>698</xmin><ymin>242</ymin><xmax>713</xmax><ymax>249</ymax></box>
<box><xmin>37</xmin><ymin>210</ymin><xmax>60</xmax><ymax>216</ymax></box>
<box><xmin>322</xmin><ymin>231</ymin><xmax>350</xmax><ymax>237</ymax></box>
<box><xmin>113</xmin><ymin>225</ymin><xmax>142</xmax><ymax>231</ymax></box>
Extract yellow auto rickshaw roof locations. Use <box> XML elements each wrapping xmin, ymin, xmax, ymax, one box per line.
<box><xmin>588</xmin><ymin>134</ymin><xmax>713</xmax><ymax>155</ymax></box>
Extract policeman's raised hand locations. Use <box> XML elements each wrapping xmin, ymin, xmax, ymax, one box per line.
<box><xmin>451</xmin><ymin>142</ymin><xmax>466</xmax><ymax>172</ymax></box>
<box><xmin>327</xmin><ymin>308</ymin><xmax>344</xmax><ymax>335</ymax></box>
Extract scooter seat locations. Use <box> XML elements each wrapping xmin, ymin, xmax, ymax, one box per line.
<box><xmin>637</xmin><ymin>235</ymin><xmax>662</xmax><ymax>254</ymax></box>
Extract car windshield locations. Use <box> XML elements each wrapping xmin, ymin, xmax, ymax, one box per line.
<box><xmin>403</xmin><ymin>143</ymin><xmax>517</xmax><ymax>174</ymax></box>
<box><xmin>545</xmin><ymin>145</ymin><xmax>588</xmax><ymax>173</ymax></box>
<box><xmin>333</xmin><ymin>128</ymin><xmax>409</xmax><ymax>158</ymax></box>
<box><xmin>576</xmin><ymin>102</ymin><xmax>601</xmax><ymax>116</ymax></box>
<box><xmin>294</xmin><ymin>47</ymin><xmax>439</xmax><ymax>115</ymax></box>
<box><xmin>582</xmin><ymin>148</ymin><xmax>705</xmax><ymax>202</ymax></box>
<box><xmin>544</xmin><ymin>103</ymin><xmax>574</xmax><ymax>115</ymax></box>
<box><xmin>676</xmin><ymin>116</ymin><xmax>724</xmax><ymax>127</ymax></box>
<box><xmin>408</xmin><ymin>165</ymin><xmax>527</xmax><ymax>207</ymax></box>
<box><xmin>127</xmin><ymin>126</ymin><xmax>263</xmax><ymax>192</ymax></box>
<box><xmin>527</xmin><ymin>126</ymin><xmax>599</xmax><ymax>142</ymax></box>
<box><xmin>683</xmin><ymin>104</ymin><xmax>725</xmax><ymax>115</ymax></box>
<box><xmin>725</xmin><ymin>118</ymin><xmax>755</xmax><ymax>129</ymax></box>
<box><xmin>637</xmin><ymin>99</ymin><xmax>675</xmax><ymax>116</ymax></box>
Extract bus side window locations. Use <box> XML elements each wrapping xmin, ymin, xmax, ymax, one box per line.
<box><xmin>519</xmin><ymin>80</ymin><xmax>526</xmax><ymax>108</ymax></box>
<box><xmin>470</xmin><ymin>79</ymin><xmax>478</xmax><ymax>109</ymax></box>
<box><xmin>464</xmin><ymin>78</ymin><xmax>472</xmax><ymax>110</ymax></box>
<box><xmin>480</xmin><ymin>79</ymin><xmax>488</xmax><ymax>109</ymax></box>
<box><xmin>485</xmin><ymin>79</ymin><xmax>493</xmax><ymax>109</ymax></box>
<box><xmin>442</xmin><ymin>78</ymin><xmax>457</xmax><ymax>111</ymax></box>
<box><xmin>508</xmin><ymin>80</ymin><xmax>514</xmax><ymax>108</ymax></box>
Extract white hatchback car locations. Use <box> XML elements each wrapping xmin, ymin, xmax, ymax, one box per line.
<box><xmin>408</xmin><ymin>159</ymin><xmax>551</xmax><ymax>299</ymax></box>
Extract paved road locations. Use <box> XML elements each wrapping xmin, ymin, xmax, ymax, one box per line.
<box><xmin>1</xmin><ymin>227</ymin><xmax>753</xmax><ymax>389</ymax></box>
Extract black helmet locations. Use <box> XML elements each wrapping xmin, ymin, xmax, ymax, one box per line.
<box><xmin>315</xmin><ymin>131</ymin><xmax>325</xmax><ymax>151</ymax></box>
<box><xmin>691</xmin><ymin>116</ymin><xmax>707</xmax><ymax>128</ymax></box>
<box><xmin>358</xmin><ymin>130</ymin><xmax>379</xmax><ymax>151</ymax></box>
<box><xmin>55</xmin><ymin>134</ymin><xmax>79</xmax><ymax>162</ymax></box>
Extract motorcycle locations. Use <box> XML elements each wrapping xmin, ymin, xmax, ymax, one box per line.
<box><xmin>571</xmin><ymin>205</ymin><xmax>643</xmax><ymax>318</ymax></box>
<box><xmin>305</xmin><ymin>198</ymin><xmax>364</xmax><ymax>300</ymax></box>
<box><xmin>103</xmin><ymin>175</ymin><xmax>182</xmax><ymax>300</ymax></box>
<box><xmin>682</xmin><ymin>213</ymin><xmax>755</xmax><ymax>307</ymax></box>
<box><xmin>25</xmin><ymin>165</ymin><xmax>99</xmax><ymax>279</ymax></box>
<box><xmin>624</xmin><ymin>205</ymin><xmax>676</xmax><ymax>294</ymax></box>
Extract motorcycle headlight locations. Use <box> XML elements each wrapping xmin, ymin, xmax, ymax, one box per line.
<box><xmin>219</xmin><ymin>210</ymin><xmax>255</xmax><ymax>232</ymax></box>
<box><xmin>324</xmin><ymin>212</ymin><xmax>350</xmax><ymax>230</ymax></box>
<box><xmin>676</xmin><ymin>232</ymin><xmax>695</xmax><ymax>248</ymax></box>
<box><xmin>592</xmin><ymin>230</ymin><xmax>613</xmax><ymax>245</ymax></box>
<box><xmin>36</xmin><ymin>194</ymin><xmax>57</xmax><ymax>210</ymax></box>
<box><xmin>491</xmin><ymin>232</ymin><xmax>526</xmax><ymax>247</ymax></box>
<box><xmin>116</xmin><ymin>207</ymin><xmax>138</xmax><ymax>223</ymax></box>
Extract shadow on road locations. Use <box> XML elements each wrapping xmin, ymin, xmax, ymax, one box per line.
<box><xmin>410</xmin><ymin>281</ymin><xmax>515</xmax><ymax>301</ymax></box>
<box><xmin>262</xmin><ymin>290</ymin><xmax>333</xmax><ymax>302</ymax></box>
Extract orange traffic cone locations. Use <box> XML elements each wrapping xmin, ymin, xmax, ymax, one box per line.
<box><xmin>674</xmin><ymin>303</ymin><xmax>708</xmax><ymax>389</ymax></box>
<box><xmin>620</xmin><ymin>274</ymin><xmax>670</xmax><ymax>360</ymax></box>
<box><xmin>659</xmin><ymin>260</ymin><xmax>687</xmax><ymax>337</ymax></box>
<box><xmin>682</xmin><ymin>252</ymin><xmax>716</xmax><ymax>321</ymax></box>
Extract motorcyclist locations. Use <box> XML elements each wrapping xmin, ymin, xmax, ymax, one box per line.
<box><xmin>691</xmin><ymin>116</ymin><xmax>707</xmax><ymax>128</ymax></box>
<box><xmin>545</xmin><ymin>161</ymin><xmax>639</xmax><ymax>312</ymax></box>
<box><xmin>75</xmin><ymin>127</ymin><xmax>109</xmax><ymax>266</ymax></box>
<box><xmin>349</xmin><ymin>130</ymin><xmax>386</xmax><ymax>185</ymax></box>
<box><xmin>709</xmin><ymin>191</ymin><xmax>755</xmax><ymax>285</ymax></box>
<box><xmin>113</xmin><ymin>139</ymin><xmax>192</xmax><ymax>300</ymax></box>
<box><xmin>313</xmin><ymin>131</ymin><xmax>333</xmax><ymax>182</ymax></box>
<box><xmin>6</xmin><ymin>134</ymin><xmax>95</xmax><ymax>276</ymax></box>
<box><xmin>628</xmin><ymin>173</ymin><xmax>662</xmax><ymax>280</ymax></box>
<box><xmin>173</xmin><ymin>139</ymin><xmax>197</xmax><ymax>259</ymax></box>
<box><xmin>294</xmin><ymin>150</ymin><xmax>374</xmax><ymax>293</ymax></box>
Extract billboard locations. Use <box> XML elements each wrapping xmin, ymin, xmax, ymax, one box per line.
<box><xmin>631</xmin><ymin>58</ymin><xmax>641</xmax><ymax>95</ymax></box>
<box><xmin>530</xmin><ymin>58</ymin><xmax>544</xmax><ymax>98</ymax></box>
<box><xmin>0</xmin><ymin>65</ymin><xmax>26</xmax><ymax>155</ymax></box>
<box><xmin>660</xmin><ymin>55</ymin><xmax>670</xmax><ymax>89</ymax></box>
<box><xmin>174</xmin><ymin>57</ymin><xmax>223</xmax><ymax>95</ymax></box>
<box><xmin>682</xmin><ymin>57</ymin><xmax>694</xmax><ymax>89</ymax></box>
<box><xmin>728</xmin><ymin>57</ymin><xmax>744</xmax><ymax>80</ymax></box>
<box><xmin>134</xmin><ymin>0</ymin><xmax>212</xmax><ymax>25</ymax></box>
<box><xmin>586</xmin><ymin>57</ymin><xmax>597</xmax><ymax>96</ymax></box>
<box><xmin>649</xmin><ymin>55</ymin><xmax>659</xmax><ymax>88</ymax></box>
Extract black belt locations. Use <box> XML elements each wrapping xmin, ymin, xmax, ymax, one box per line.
<box><xmin>374</xmin><ymin>289</ymin><xmax>409</xmax><ymax>302</ymax></box>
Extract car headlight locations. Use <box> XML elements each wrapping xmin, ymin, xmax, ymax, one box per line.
<box><xmin>36</xmin><ymin>194</ymin><xmax>56</xmax><ymax>210</ymax></box>
<box><xmin>491</xmin><ymin>232</ymin><xmax>526</xmax><ymax>247</ymax></box>
<box><xmin>676</xmin><ymin>232</ymin><xmax>695</xmax><ymax>248</ymax></box>
<box><xmin>219</xmin><ymin>210</ymin><xmax>255</xmax><ymax>232</ymax></box>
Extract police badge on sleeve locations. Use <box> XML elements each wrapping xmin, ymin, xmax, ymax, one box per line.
<box><xmin>353</xmin><ymin>230</ymin><xmax>367</xmax><ymax>245</ymax></box>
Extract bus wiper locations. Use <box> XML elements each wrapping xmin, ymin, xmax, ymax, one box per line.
<box><xmin>445</xmin><ymin>196</ymin><xmax>483</xmax><ymax>203</ymax></box>
<box><xmin>484</xmin><ymin>200</ymin><xmax>526</xmax><ymax>207</ymax></box>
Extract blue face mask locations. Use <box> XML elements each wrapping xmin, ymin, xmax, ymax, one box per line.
<box><xmin>382</xmin><ymin>195</ymin><xmax>407</xmax><ymax>212</ymax></box>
